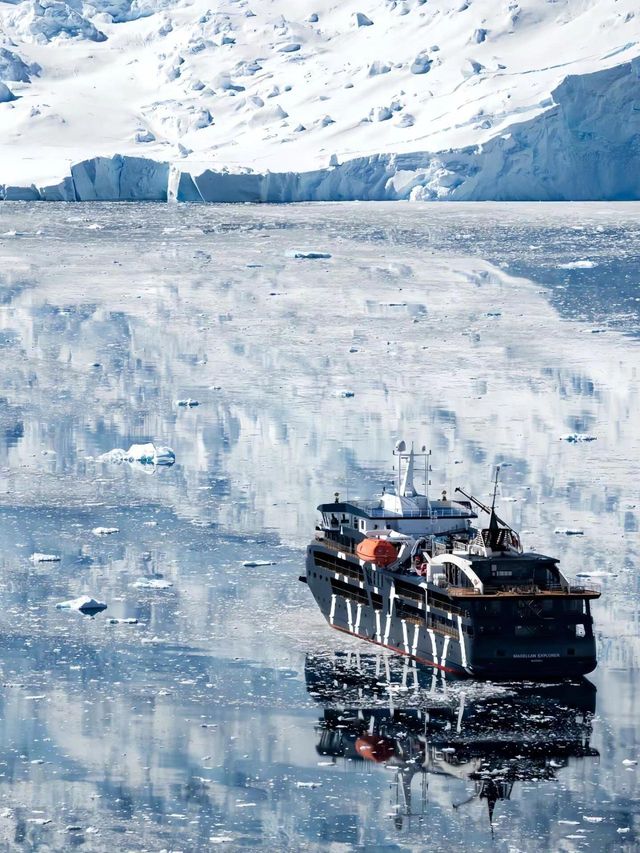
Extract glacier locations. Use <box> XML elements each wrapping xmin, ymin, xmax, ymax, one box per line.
<box><xmin>0</xmin><ymin>0</ymin><xmax>638</xmax><ymax>201</ymax></box>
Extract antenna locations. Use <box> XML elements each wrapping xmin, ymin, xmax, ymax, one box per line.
<box><xmin>491</xmin><ymin>466</ymin><xmax>501</xmax><ymax>511</ymax></box>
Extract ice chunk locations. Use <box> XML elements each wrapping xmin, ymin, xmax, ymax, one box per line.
<box><xmin>286</xmin><ymin>249</ymin><xmax>332</xmax><ymax>259</ymax></box>
<box><xmin>242</xmin><ymin>560</ymin><xmax>276</xmax><ymax>567</ymax></box>
<box><xmin>560</xmin><ymin>433</ymin><xmax>597</xmax><ymax>442</ymax></box>
<box><xmin>558</xmin><ymin>260</ymin><xmax>597</xmax><ymax>269</ymax></box>
<box><xmin>472</xmin><ymin>28</ymin><xmax>487</xmax><ymax>43</ymax></box>
<box><xmin>554</xmin><ymin>528</ymin><xmax>584</xmax><ymax>535</ymax></box>
<box><xmin>0</xmin><ymin>83</ymin><xmax>17</xmax><ymax>103</ymax></box>
<box><xmin>622</xmin><ymin>758</ymin><xmax>638</xmax><ymax>765</ymax></box>
<box><xmin>30</xmin><ymin>553</ymin><xmax>60</xmax><ymax>563</ymax></box>
<box><xmin>353</xmin><ymin>12</ymin><xmax>373</xmax><ymax>26</ymax></box>
<box><xmin>410</xmin><ymin>52</ymin><xmax>431</xmax><ymax>74</ymax></box>
<box><xmin>132</xmin><ymin>578</ymin><xmax>173</xmax><ymax>589</ymax></box>
<box><xmin>56</xmin><ymin>595</ymin><xmax>107</xmax><ymax>613</ymax></box>
<box><xmin>0</xmin><ymin>47</ymin><xmax>40</xmax><ymax>83</ymax></box>
<box><xmin>295</xmin><ymin>781</ymin><xmax>322</xmax><ymax>788</ymax></box>
<box><xmin>176</xmin><ymin>398</ymin><xmax>199</xmax><ymax>407</ymax></box>
<box><xmin>99</xmin><ymin>442</ymin><xmax>176</xmax><ymax>465</ymax></box>
<box><xmin>22</xmin><ymin>0</ymin><xmax>107</xmax><ymax>43</ymax></box>
<box><xmin>370</xmin><ymin>105</ymin><xmax>393</xmax><ymax>122</ymax></box>
<box><xmin>107</xmin><ymin>617</ymin><xmax>139</xmax><ymax>624</ymax></box>
<box><xmin>134</xmin><ymin>129</ymin><xmax>156</xmax><ymax>143</ymax></box>
<box><xmin>92</xmin><ymin>527</ymin><xmax>119</xmax><ymax>536</ymax></box>
<box><xmin>368</xmin><ymin>61</ymin><xmax>391</xmax><ymax>77</ymax></box>
<box><xmin>335</xmin><ymin>389</ymin><xmax>355</xmax><ymax>398</ymax></box>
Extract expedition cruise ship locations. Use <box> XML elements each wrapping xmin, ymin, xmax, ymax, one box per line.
<box><xmin>301</xmin><ymin>443</ymin><xmax>600</xmax><ymax>678</ymax></box>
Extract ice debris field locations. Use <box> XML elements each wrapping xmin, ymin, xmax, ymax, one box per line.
<box><xmin>0</xmin><ymin>0</ymin><xmax>639</xmax><ymax>201</ymax></box>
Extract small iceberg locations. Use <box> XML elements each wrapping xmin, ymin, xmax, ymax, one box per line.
<box><xmin>242</xmin><ymin>560</ymin><xmax>276</xmax><ymax>567</ymax></box>
<box><xmin>554</xmin><ymin>528</ymin><xmax>584</xmax><ymax>536</ymax></box>
<box><xmin>132</xmin><ymin>578</ymin><xmax>173</xmax><ymax>590</ymax></box>
<box><xmin>92</xmin><ymin>527</ymin><xmax>119</xmax><ymax>536</ymax></box>
<box><xmin>99</xmin><ymin>442</ymin><xmax>176</xmax><ymax>466</ymax></box>
<box><xmin>107</xmin><ymin>617</ymin><xmax>139</xmax><ymax>625</ymax></box>
<box><xmin>176</xmin><ymin>398</ymin><xmax>199</xmax><ymax>407</ymax></box>
<box><xmin>558</xmin><ymin>260</ymin><xmax>597</xmax><ymax>269</ymax></box>
<box><xmin>30</xmin><ymin>553</ymin><xmax>60</xmax><ymax>563</ymax></box>
<box><xmin>56</xmin><ymin>595</ymin><xmax>107</xmax><ymax>614</ymax></box>
<box><xmin>286</xmin><ymin>249</ymin><xmax>332</xmax><ymax>260</ymax></box>
<box><xmin>560</xmin><ymin>433</ymin><xmax>597</xmax><ymax>443</ymax></box>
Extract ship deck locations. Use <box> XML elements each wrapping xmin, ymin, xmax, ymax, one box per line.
<box><xmin>448</xmin><ymin>586</ymin><xmax>601</xmax><ymax>599</ymax></box>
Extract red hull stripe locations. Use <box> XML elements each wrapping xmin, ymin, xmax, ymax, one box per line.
<box><xmin>329</xmin><ymin>624</ymin><xmax>464</xmax><ymax>675</ymax></box>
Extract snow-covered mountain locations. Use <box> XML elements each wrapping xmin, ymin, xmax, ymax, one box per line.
<box><xmin>0</xmin><ymin>0</ymin><xmax>638</xmax><ymax>200</ymax></box>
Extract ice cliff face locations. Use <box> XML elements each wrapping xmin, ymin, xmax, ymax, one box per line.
<box><xmin>0</xmin><ymin>0</ymin><xmax>638</xmax><ymax>201</ymax></box>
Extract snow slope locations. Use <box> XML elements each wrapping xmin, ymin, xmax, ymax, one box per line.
<box><xmin>0</xmin><ymin>0</ymin><xmax>638</xmax><ymax>200</ymax></box>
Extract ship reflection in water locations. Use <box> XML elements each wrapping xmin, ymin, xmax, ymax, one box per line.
<box><xmin>305</xmin><ymin>652</ymin><xmax>598</xmax><ymax>829</ymax></box>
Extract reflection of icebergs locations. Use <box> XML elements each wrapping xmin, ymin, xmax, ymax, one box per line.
<box><xmin>99</xmin><ymin>443</ymin><xmax>176</xmax><ymax>466</ymax></box>
<box><xmin>56</xmin><ymin>595</ymin><xmax>107</xmax><ymax>614</ymax></box>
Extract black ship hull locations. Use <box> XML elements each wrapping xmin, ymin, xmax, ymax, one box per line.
<box><xmin>305</xmin><ymin>543</ymin><xmax>597</xmax><ymax>679</ymax></box>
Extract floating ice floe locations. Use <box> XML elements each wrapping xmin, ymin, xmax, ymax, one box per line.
<box><xmin>107</xmin><ymin>617</ymin><xmax>139</xmax><ymax>625</ymax></box>
<box><xmin>576</xmin><ymin>570</ymin><xmax>610</xmax><ymax>578</ymax></box>
<box><xmin>286</xmin><ymin>249</ymin><xmax>332</xmax><ymax>259</ymax></box>
<box><xmin>56</xmin><ymin>595</ymin><xmax>107</xmax><ymax>614</ymax></box>
<box><xmin>295</xmin><ymin>781</ymin><xmax>322</xmax><ymax>788</ymax></box>
<box><xmin>30</xmin><ymin>553</ymin><xmax>60</xmax><ymax>563</ymax></box>
<box><xmin>558</xmin><ymin>260</ymin><xmax>597</xmax><ymax>269</ymax></box>
<box><xmin>622</xmin><ymin>758</ymin><xmax>638</xmax><ymax>766</ymax></box>
<box><xmin>98</xmin><ymin>442</ymin><xmax>176</xmax><ymax>466</ymax></box>
<box><xmin>92</xmin><ymin>527</ymin><xmax>119</xmax><ymax>536</ymax></box>
<box><xmin>560</xmin><ymin>433</ymin><xmax>597</xmax><ymax>443</ymax></box>
<box><xmin>554</xmin><ymin>528</ymin><xmax>584</xmax><ymax>536</ymax></box>
<box><xmin>176</xmin><ymin>398</ymin><xmax>199</xmax><ymax>407</ymax></box>
<box><xmin>132</xmin><ymin>578</ymin><xmax>173</xmax><ymax>589</ymax></box>
<box><xmin>242</xmin><ymin>560</ymin><xmax>276</xmax><ymax>567</ymax></box>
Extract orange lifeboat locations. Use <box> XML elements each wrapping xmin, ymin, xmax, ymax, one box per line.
<box><xmin>355</xmin><ymin>735</ymin><xmax>396</xmax><ymax>763</ymax></box>
<box><xmin>355</xmin><ymin>537</ymin><xmax>398</xmax><ymax>567</ymax></box>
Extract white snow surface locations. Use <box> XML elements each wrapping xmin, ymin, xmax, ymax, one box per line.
<box><xmin>0</xmin><ymin>0</ymin><xmax>639</xmax><ymax>199</ymax></box>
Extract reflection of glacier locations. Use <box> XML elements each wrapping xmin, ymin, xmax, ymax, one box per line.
<box><xmin>0</xmin><ymin>203</ymin><xmax>638</xmax><ymax>665</ymax></box>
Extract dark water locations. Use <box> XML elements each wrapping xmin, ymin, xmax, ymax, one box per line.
<box><xmin>0</xmin><ymin>202</ymin><xmax>637</xmax><ymax>851</ymax></box>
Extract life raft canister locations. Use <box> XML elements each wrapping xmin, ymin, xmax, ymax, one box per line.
<box><xmin>355</xmin><ymin>538</ymin><xmax>398</xmax><ymax>567</ymax></box>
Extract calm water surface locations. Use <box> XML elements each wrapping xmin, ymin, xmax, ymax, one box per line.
<box><xmin>0</xmin><ymin>202</ymin><xmax>638</xmax><ymax>852</ymax></box>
